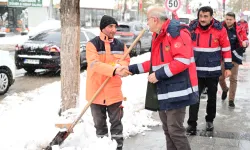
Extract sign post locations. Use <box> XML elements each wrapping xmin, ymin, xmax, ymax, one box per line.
<box><xmin>222</xmin><ymin>0</ymin><xmax>226</xmax><ymax>17</ymax></box>
<box><xmin>165</xmin><ymin>0</ymin><xmax>181</xmax><ymax>19</ymax></box>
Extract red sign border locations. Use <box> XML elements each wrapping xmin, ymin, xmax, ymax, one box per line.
<box><xmin>165</xmin><ymin>0</ymin><xmax>182</xmax><ymax>12</ymax></box>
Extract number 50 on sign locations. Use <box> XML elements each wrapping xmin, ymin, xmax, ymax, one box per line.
<box><xmin>165</xmin><ymin>0</ymin><xmax>181</xmax><ymax>12</ymax></box>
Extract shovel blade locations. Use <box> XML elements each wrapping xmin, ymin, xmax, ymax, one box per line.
<box><xmin>44</xmin><ymin>131</ymin><xmax>70</xmax><ymax>150</ymax></box>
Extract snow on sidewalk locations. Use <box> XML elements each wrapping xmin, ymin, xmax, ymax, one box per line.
<box><xmin>0</xmin><ymin>52</ymin><xmax>160</xmax><ymax>150</ymax></box>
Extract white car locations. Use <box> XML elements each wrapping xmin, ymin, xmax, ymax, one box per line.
<box><xmin>178</xmin><ymin>14</ymin><xmax>196</xmax><ymax>25</ymax></box>
<box><xmin>0</xmin><ymin>50</ymin><xmax>15</xmax><ymax>95</ymax></box>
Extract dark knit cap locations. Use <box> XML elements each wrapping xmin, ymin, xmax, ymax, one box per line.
<box><xmin>100</xmin><ymin>15</ymin><xmax>118</xmax><ymax>31</ymax></box>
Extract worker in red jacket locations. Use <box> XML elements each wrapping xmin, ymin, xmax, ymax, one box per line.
<box><xmin>237</xmin><ymin>16</ymin><xmax>249</xmax><ymax>35</ymax></box>
<box><xmin>186</xmin><ymin>6</ymin><xmax>233</xmax><ymax>135</ymax></box>
<box><xmin>127</xmin><ymin>6</ymin><xmax>198</xmax><ymax>150</ymax></box>
<box><xmin>220</xmin><ymin>12</ymin><xmax>249</xmax><ymax>108</ymax></box>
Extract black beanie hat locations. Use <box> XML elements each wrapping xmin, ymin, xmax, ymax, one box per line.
<box><xmin>100</xmin><ymin>15</ymin><xmax>118</xmax><ymax>31</ymax></box>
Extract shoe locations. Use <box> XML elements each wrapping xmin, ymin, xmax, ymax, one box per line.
<box><xmin>206</xmin><ymin>122</ymin><xmax>214</xmax><ymax>131</ymax></box>
<box><xmin>200</xmin><ymin>93</ymin><xmax>206</xmax><ymax>99</ymax></box>
<box><xmin>116</xmin><ymin>147</ymin><xmax>122</xmax><ymax>150</ymax></box>
<box><xmin>229</xmin><ymin>100</ymin><xmax>235</xmax><ymax>108</ymax></box>
<box><xmin>116</xmin><ymin>144</ymin><xmax>123</xmax><ymax>150</ymax></box>
<box><xmin>221</xmin><ymin>89</ymin><xmax>228</xmax><ymax>100</ymax></box>
<box><xmin>186</xmin><ymin>125</ymin><xmax>197</xmax><ymax>135</ymax></box>
<box><xmin>203</xmin><ymin>88</ymin><xmax>208</xmax><ymax>94</ymax></box>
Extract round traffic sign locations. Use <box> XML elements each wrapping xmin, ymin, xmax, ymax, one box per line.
<box><xmin>165</xmin><ymin>0</ymin><xmax>181</xmax><ymax>12</ymax></box>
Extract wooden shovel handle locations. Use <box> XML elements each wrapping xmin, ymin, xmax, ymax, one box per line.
<box><xmin>68</xmin><ymin>29</ymin><xmax>146</xmax><ymax>130</ymax></box>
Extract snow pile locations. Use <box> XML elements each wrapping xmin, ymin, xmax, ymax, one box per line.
<box><xmin>0</xmin><ymin>52</ymin><xmax>160</xmax><ymax>150</ymax></box>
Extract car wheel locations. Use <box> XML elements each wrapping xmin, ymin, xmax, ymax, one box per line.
<box><xmin>24</xmin><ymin>68</ymin><xmax>36</xmax><ymax>73</ymax></box>
<box><xmin>0</xmin><ymin>69</ymin><xmax>10</xmax><ymax>95</ymax></box>
<box><xmin>21</xmin><ymin>32</ymin><xmax>28</xmax><ymax>36</ymax></box>
<box><xmin>135</xmin><ymin>42</ymin><xmax>141</xmax><ymax>56</ymax></box>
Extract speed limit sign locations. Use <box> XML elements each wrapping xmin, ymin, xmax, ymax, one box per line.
<box><xmin>165</xmin><ymin>0</ymin><xmax>181</xmax><ymax>12</ymax></box>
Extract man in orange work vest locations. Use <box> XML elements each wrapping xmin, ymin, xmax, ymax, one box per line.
<box><xmin>86</xmin><ymin>15</ymin><xmax>130</xmax><ymax>150</ymax></box>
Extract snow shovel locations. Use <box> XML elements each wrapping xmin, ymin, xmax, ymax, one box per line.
<box><xmin>44</xmin><ymin>29</ymin><xmax>146</xmax><ymax>150</ymax></box>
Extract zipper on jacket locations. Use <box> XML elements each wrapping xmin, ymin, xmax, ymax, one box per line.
<box><xmin>103</xmin><ymin>100</ymin><xmax>106</xmax><ymax>104</ymax></box>
<box><xmin>160</xmin><ymin>43</ymin><xmax>164</xmax><ymax>62</ymax></box>
<box><xmin>209</xmin><ymin>34</ymin><xmax>212</xmax><ymax>47</ymax></box>
<box><xmin>197</xmin><ymin>33</ymin><xmax>200</xmax><ymax>46</ymax></box>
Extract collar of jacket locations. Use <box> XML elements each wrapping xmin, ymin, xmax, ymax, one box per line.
<box><xmin>99</xmin><ymin>32</ymin><xmax>114</xmax><ymax>43</ymax></box>
<box><xmin>222</xmin><ymin>21</ymin><xmax>242</xmax><ymax>33</ymax></box>
<box><xmin>190</xmin><ymin>18</ymin><xmax>223</xmax><ymax>32</ymax></box>
<box><xmin>197</xmin><ymin>19</ymin><xmax>214</xmax><ymax>31</ymax></box>
<box><xmin>223</xmin><ymin>21</ymin><xmax>244</xmax><ymax>46</ymax></box>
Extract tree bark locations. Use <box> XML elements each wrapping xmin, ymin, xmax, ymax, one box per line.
<box><xmin>60</xmin><ymin>0</ymin><xmax>80</xmax><ymax>112</ymax></box>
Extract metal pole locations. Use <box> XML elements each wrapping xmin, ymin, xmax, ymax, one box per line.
<box><xmin>186</xmin><ymin>0</ymin><xmax>189</xmax><ymax>14</ymax></box>
<box><xmin>138</xmin><ymin>0</ymin><xmax>140</xmax><ymax>21</ymax></box>
<box><xmin>223</xmin><ymin>0</ymin><xmax>225</xmax><ymax>17</ymax></box>
<box><xmin>242</xmin><ymin>0</ymin><xmax>243</xmax><ymax>12</ymax></box>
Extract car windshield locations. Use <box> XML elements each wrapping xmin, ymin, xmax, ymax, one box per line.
<box><xmin>179</xmin><ymin>18</ymin><xmax>189</xmax><ymax>24</ymax></box>
<box><xmin>117</xmin><ymin>25</ymin><xmax>130</xmax><ymax>32</ymax></box>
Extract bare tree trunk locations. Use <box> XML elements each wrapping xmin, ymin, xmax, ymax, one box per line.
<box><xmin>60</xmin><ymin>0</ymin><xmax>80</xmax><ymax>112</ymax></box>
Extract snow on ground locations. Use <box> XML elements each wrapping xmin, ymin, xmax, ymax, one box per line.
<box><xmin>0</xmin><ymin>52</ymin><xmax>160</xmax><ymax>150</ymax></box>
<box><xmin>85</xmin><ymin>27</ymin><xmax>100</xmax><ymax>36</ymax></box>
<box><xmin>0</xmin><ymin>35</ymin><xmax>29</xmax><ymax>45</ymax></box>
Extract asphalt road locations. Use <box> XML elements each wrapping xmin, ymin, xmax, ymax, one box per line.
<box><xmin>0</xmin><ymin>50</ymin><xmax>87</xmax><ymax>101</ymax></box>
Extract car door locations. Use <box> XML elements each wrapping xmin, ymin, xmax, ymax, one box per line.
<box><xmin>142</xmin><ymin>24</ymin><xmax>152</xmax><ymax>49</ymax></box>
<box><xmin>134</xmin><ymin>23</ymin><xmax>147</xmax><ymax>49</ymax></box>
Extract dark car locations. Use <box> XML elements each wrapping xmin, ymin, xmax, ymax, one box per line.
<box><xmin>115</xmin><ymin>21</ymin><xmax>152</xmax><ymax>56</ymax></box>
<box><xmin>15</xmin><ymin>28</ymin><xmax>96</xmax><ymax>73</ymax></box>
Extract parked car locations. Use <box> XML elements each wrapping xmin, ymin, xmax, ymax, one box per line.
<box><xmin>178</xmin><ymin>14</ymin><xmax>195</xmax><ymax>25</ymax></box>
<box><xmin>15</xmin><ymin>28</ymin><xmax>96</xmax><ymax>73</ymax></box>
<box><xmin>0</xmin><ymin>50</ymin><xmax>15</xmax><ymax>95</ymax></box>
<box><xmin>115</xmin><ymin>21</ymin><xmax>152</xmax><ymax>56</ymax></box>
<box><xmin>0</xmin><ymin>26</ymin><xmax>7</xmax><ymax>37</ymax></box>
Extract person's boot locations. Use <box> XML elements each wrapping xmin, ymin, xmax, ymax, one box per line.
<box><xmin>200</xmin><ymin>88</ymin><xmax>207</xmax><ymax>99</ymax></box>
<box><xmin>206</xmin><ymin>122</ymin><xmax>214</xmax><ymax>131</ymax></box>
<box><xmin>116</xmin><ymin>145</ymin><xmax>123</xmax><ymax>150</ymax></box>
<box><xmin>186</xmin><ymin>125</ymin><xmax>197</xmax><ymax>135</ymax></box>
<box><xmin>229</xmin><ymin>100</ymin><xmax>235</xmax><ymax>108</ymax></box>
<box><xmin>221</xmin><ymin>89</ymin><xmax>228</xmax><ymax>100</ymax></box>
<box><xmin>116</xmin><ymin>147</ymin><xmax>122</xmax><ymax>150</ymax></box>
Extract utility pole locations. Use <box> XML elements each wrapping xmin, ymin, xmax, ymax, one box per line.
<box><xmin>241</xmin><ymin>0</ymin><xmax>244</xmax><ymax>12</ymax></box>
<box><xmin>138</xmin><ymin>0</ymin><xmax>140</xmax><ymax>21</ymax></box>
<box><xmin>49</xmin><ymin>0</ymin><xmax>53</xmax><ymax>19</ymax></box>
<box><xmin>122</xmin><ymin>0</ymin><xmax>127</xmax><ymax>21</ymax></box>
<box><xmin>186</xmin><ymin>0</ymin><xmax>189</xmax><ymax>14</ymax></box>
<box><xmin>222</xmin><ymin>0</ymin><xmax>226</xmax><ymax>17</ymax></box>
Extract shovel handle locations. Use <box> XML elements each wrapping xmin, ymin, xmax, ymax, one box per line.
<box><xmin>69</xmin><ymin>29</ymin><xmax>146</xmax><ymax>130</ymax></box>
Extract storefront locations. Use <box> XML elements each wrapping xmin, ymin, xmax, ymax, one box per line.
<box><xmin>0</xmin><ymin>0</ymin><xmax>43</xmax><ymax>33</ymax></box>
<box><xmin>79</xmin><ymin>0</ymin><xmax>115</xmax><ymax>27</ymax></box>
<box><xmin>80</xmin><ymin>8</ymin><xmax>113</xmax><ymax>27</ymax></box>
